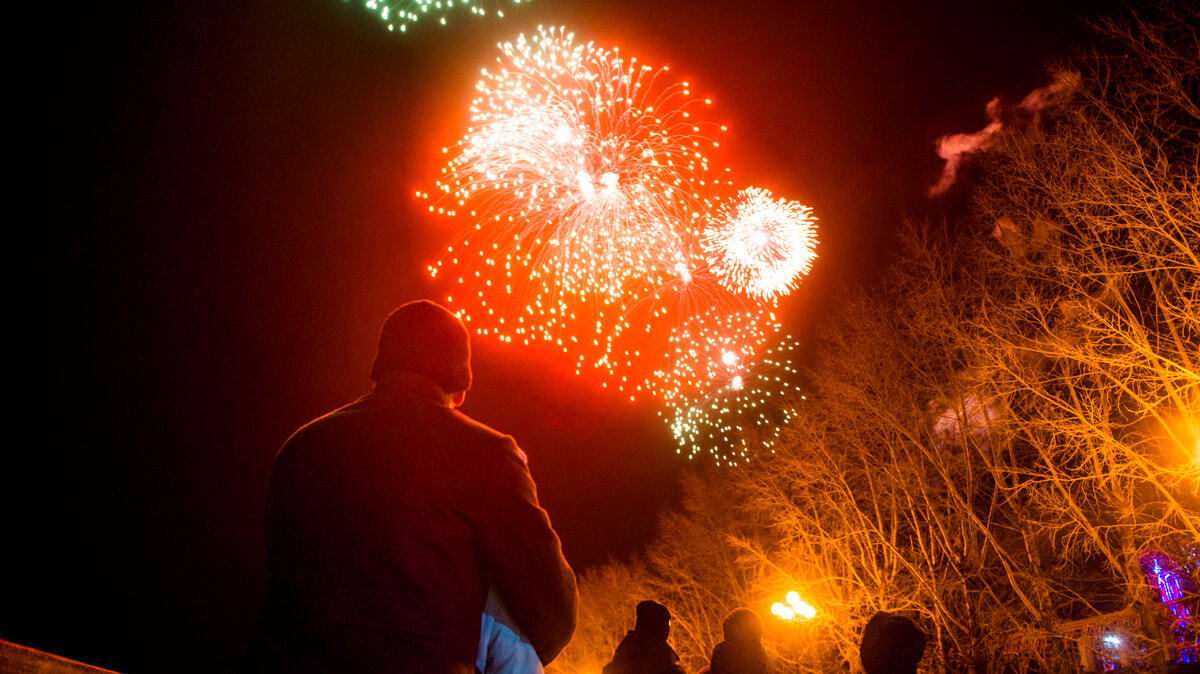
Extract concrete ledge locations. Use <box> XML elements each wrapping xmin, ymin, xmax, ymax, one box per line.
<box><xmin>0</xmin><ymin>640</ymin><xmax>120</xmax><ymax>674</ymax></box>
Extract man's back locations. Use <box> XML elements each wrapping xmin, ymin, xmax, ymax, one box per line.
<box><xmin>603</xmin><ymin>602</ymin><xmax>683</xmax><ymax>674</ymax></box>
<box><xmin>249</xmin><ymin>373</ymin><xmax>576</xmax><ymax>673</ymax></box>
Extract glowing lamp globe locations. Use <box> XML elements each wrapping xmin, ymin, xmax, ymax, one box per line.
<box><xmin>772</xmin><ymin>590</ymin><xmax>816</xmax><ymax>620</ymax></box>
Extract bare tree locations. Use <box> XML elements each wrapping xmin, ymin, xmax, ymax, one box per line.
<box><xmin>642</xmin><ymin>473</ymin><xmax>774</xmax><ymax>672</ymax></box>
<box><xmin>553</xmin><ymin>6</ymin><xmax>1199</xmax><ymax>672</ymax></box>
<box><xmin>546</xmin><ymin>559</ymin><xmax>654</xmax><ymax>674</ymax></box>
<box><xmin>745</xmin><ymin>6</ymin><xmax>1200</xmax><ymax>669</ymax></box>
<box><xmin>548</xmin><ymin>474</ymin><xmax>768</xmax><ymax>674</ymax></box>
<box><xmin>960</xmin><ymin>3</ymin><xmax>1200</xmax><ymax>666</ymax></box>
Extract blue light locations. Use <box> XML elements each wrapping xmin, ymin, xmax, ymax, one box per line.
<box><xmin>1140</xmin><ymin>549</ymin><xmax>1198</xmax><ymax>665</ymax></box>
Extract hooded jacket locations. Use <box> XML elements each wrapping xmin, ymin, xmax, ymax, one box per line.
<box><xmin>602</xmin><ymin>629</ymin><xmax>683</xmax><ymax>674</ymax></box>
<box><xmin>247</xmin><ymin>373</ymin><xmax>577</xmax><ymax>673</ymax></box>
<box><xmin>709</xmin><ymin>608</ymin><xmax>769</xmax><ymax>674</ymax></box>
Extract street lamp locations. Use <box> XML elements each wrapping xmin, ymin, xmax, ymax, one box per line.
<box><xmin>771</xmin><ymin>591</ymin><xmax>816</xmax><ymax>621</ymax></box>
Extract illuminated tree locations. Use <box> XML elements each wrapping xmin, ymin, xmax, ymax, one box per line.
<box><xmin>759</xmin><ymin>6</ymin><xmax>1198</xmax><ymax>670</ymax></box>
<box><xmin>547</xmin><ymin>560</ymin><xmax>653</xmax><ymax>674</ymax></box>
<box><xmin>640</xmin><ymin>474</ymin><xmax>772</xmax><ymax>672</ymax></box>
<box><xmin>954</xmin><ymin>3</ymin><xmax>1200</xmax><ymax>665</ymax></box>
<box><xmin>547</xmin><ymin>474</ymin><xmax>768</xmax><ymax>673</ymax></box>
<box><xmin>732</xmin><ymin>245</ymin><xmax>1028</xmax><ymax>671</ymax></box>
<box><xmin>739</xmin><ymin>7</ymin><xmax>1200</xmax><ymax>669</ymax></box>
<box><xmin>554</xmin><ymin>6</ymin><xmax>1198</xmax><ymax>673</ymax></box>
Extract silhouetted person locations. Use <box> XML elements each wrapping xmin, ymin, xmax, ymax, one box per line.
<box><xmin>246</xmin><ymin>300</ymin><xmax>577</xmax><ymax>674</ymax></box>
<box><xmin>859</xmin><ymin>611</ymin><xmax>926</xmax><ymax>674</ymax></box>
<box><xmin>603</xmin><ymin>600</ymin><xmax>685</xmax><ymax>674</ymax></box>
<box><xmin>708</xmin><ymin>607</ymin><xmax>769</xmax><ymax>674</ymax></box>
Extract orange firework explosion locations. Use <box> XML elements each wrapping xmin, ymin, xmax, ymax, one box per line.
<box><xmin>703</xmin><ymin>187</ymin><xmax>818</xmax><ymax>301</ymax></box>
<box><xmin>424</xmin><ymin>29</ymin><xmax>819</xmax><ymax>456</ymax></box>
<box><xmin>427</xmin><ymin>26</ymin><xmax>735</xmax><ymax>398</ymax></box>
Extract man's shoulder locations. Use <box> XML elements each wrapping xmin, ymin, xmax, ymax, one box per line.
<box><xmin>277</xmin><ymin>395</ymin><xmax>524</xmax><ymax>466</ymax></box>
<box><xmin>449</xmin><ymin>408</ymin><xmax>512</xmax><ymax>443</ymax></box>
<box><xmin>447</xmin><ymin>408</ymin><xmax>526</xmax><ymax>462</ymax></box>
<box><xmin>280</xmin><ymin>397</ymin><xmax>369</xmax><ymax>444</ymax></box>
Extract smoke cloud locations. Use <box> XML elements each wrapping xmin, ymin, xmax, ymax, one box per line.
<box><xmin>928</xmin><ymin>71</ymin><xmax>1078</xmax><ymax>196</ymax></box>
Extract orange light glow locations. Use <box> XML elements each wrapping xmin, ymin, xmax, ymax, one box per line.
<box><xmin>771</xmin><ymin>590</ymin><xmax>816</xmax><ymax>621</ymax></box>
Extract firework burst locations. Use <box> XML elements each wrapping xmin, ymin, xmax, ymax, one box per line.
<box><xmin>638</xmin><ymin>286</ymin><xmax>780</xmax><ymax>403</ymax></box>
<box><xmin>347</xmin><ymin>0</ymin><xmax>530</xmax><ymax>33</ymax></box>
<box><xmin>703</xmin><ymin>187</ymin><xmax>817</xmax><ymax>301</ymax></box>
<box><xmin>664</xmin><ymin>335</ymin><xmax>804</xmax><ymax>465</ymax></box>
<box><xmin>424</xmin><ymin>28</ymin><xmax>817</xmax><ymax>460</ymax></box>
<box><xmin>428</xmin><ymin>26</ymin><xmax>734</xmax><ymax>397</ymax></box>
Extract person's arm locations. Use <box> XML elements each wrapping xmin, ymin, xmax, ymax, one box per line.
<box><xmin>476</xmin><ymin>439</ymin><xmax>578</xmax><ymax>664</ymax></box>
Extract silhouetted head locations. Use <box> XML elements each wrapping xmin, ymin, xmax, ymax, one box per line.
<box><xmin>371</xmin><ymin>300</ymin><xmax>472</xmax><ymax>395</ymax></box>
<box><xmin>634</xmin><ymin>600</ymin><xmax>671</xmax><ymax>642</ymax></box>
<box><xmin>860</xmin><ymin>611</ymin><xmax>926</xmax><ymax>674</ymax></box>
<box><xmin>722</xmin><ymin>607</ymin><xmax>763</xmax><ymax>643</ymax></box>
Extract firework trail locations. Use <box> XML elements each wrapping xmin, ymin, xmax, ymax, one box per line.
<box><xmin>346</xmin><ymin>0</ymin><xmax>531</xmax><ymax>33</ymax></box>
<box><xmin>703</xmin><ymin>187</ymin><xmax>818</xmax><ymax>302</ymax></box>
<box><xmin>664</xmin><ymin>335</ymin><xmax>804</xmax><ymax>465</ymax></box>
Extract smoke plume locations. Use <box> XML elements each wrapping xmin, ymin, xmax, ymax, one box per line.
<box><xmin>928</xmin><ymin>70</ymin><xmax>1078</xmax><ymax>196</ymax></box>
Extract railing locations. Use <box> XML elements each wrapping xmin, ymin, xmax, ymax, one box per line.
<box><xmin>0</xmin><ymin>639</ymin><xmax>120</xmax><ymax>674</ymax></box>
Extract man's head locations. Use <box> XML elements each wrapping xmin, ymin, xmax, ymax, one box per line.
<box><xmin>722</xmin><ymin>607</ymin><xmax>763</xmax><ymax>643</ymax></box>
<box><xmin>860</xmin><ymin>611</ymin><xmax>926</xmax><ymax>674</ymax></box>
<box><xmin>371</xmin><ymin>300</ymin><xmax>472</xmax><ymax>398</ymax></box>
<box><xmin>634</xmin><ymin>600</ymin><xmax>671</xmax><ymax>642</ymax></box>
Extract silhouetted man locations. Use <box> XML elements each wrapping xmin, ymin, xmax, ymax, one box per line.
<box><xmin>707</xmin><ymin>607</ymin><xmax>770</xmax><ymax>674</ymax></box>
<box><xmin>860</xmin><ymin>611</ymin><xmax>926</xmax><ymax>674</ymax></box>
<box><xmin>603</xmin><ymin>600</ymin><xmax>684</xmax><ymax>674</ymax></box>
<box><xmin>247</xmin><ymin>300</ymin><xmax>577</xmax><ymax>673</ymax></box>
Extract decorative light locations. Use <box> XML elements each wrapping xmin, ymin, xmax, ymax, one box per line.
<box><xmin>1139</xmin><ymin>548</ymin><xmax>1197</xmax><ymax>664</ymax></box>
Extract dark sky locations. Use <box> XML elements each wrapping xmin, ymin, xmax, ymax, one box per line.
<box><xmin>18</xmin><ymin>0</ymin><xmax>1126</xmax><ymax>671</ymax></box>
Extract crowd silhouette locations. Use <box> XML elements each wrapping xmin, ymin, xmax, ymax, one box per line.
<box><xmin>599</xmin><ymin>601</ymin><xmax>925</xmax><ymax>674</ymax></box>
<box><xmin>246</xmin><ymin>302</ymin><xmax>928</xmax><ymax>674</ymax></box>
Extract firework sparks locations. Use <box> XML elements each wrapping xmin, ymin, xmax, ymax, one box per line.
<box><xmin>428</xmin><ymin>26</ymin><xmax>733</xmax><ymax>397</ymax></box>
<box><xmin>703</xmin><ymin>187</ymin><xmax>817</xmax><ymax>301</ymax></box>
<box><xmin>664</xmin><ymin>335</ymin><xmax>803</xmax><ymax>465</ymax></box>
<box><xmin>347</xmin><ymin>0</ymin><xmax>530</xmax><ymax>33</ymax></box>
<box><xmin>424</xmin><ymin>28</ymin><xmax>817</xmax><ymax>459</ymax></box>
<box><xmin>648</xmin><ymin>298</ymin><xmax>780</xmax><ymax>404</ymax></box>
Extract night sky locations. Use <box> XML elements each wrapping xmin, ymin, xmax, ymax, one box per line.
<box><xmin>18</xmin><ymin>0</ymin><xmax>1127</xmax><ymax>671</ymax></box>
